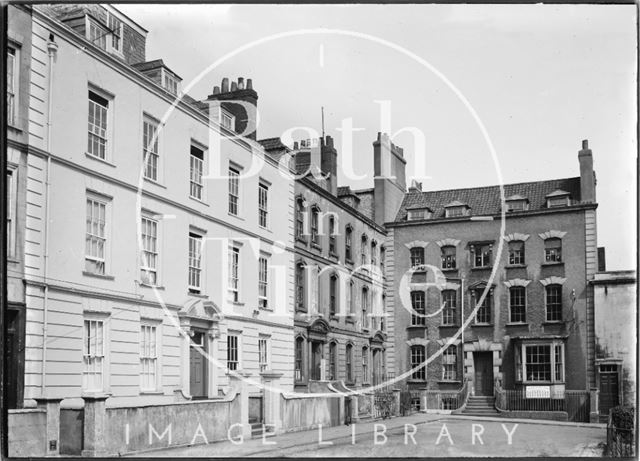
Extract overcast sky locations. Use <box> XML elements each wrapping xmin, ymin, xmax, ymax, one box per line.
<box><xmin>118</xmin><ymin>3</ymin><xmax>637</xmax><ymax>270</ymax></box>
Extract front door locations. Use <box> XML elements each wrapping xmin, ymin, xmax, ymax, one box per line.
<box><xmin>474</xmin><ymin>352</ymin><xmax>493</xmax><ymax>396</ymax></box>
<box><xmin>599</xmin><ymin>364</ymin><xmax>620</xmax><ymax>416</ymax></box>
<box><xmin>189</xmin><ymin>331</ymin><xmax>207</xmax><ymax>398</ymax></box>
<box><xmin>311</xmin><ymin>341</ymin><xmax>323</xmax><ymax>380</ymax></box>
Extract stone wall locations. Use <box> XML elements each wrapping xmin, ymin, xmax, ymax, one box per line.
<box><xmin>8</xmin><ymin>409</ymin><xmax>47</xmax><ymax>457</ymax></box>
<box><xmin>280</xmin><ymin>393</ymin><xmax>343</xmax><ymax>432</ymax></box>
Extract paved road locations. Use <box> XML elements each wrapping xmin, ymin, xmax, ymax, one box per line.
<box><xmin>128</xmin><ymin>413</ymin><xmax>606</xmax><ymax>457</ymax></box>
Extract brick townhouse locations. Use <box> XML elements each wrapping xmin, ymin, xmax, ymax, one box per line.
<box><xmin>386</xmin><ymin>141</ymin><xmax>599</xmax><ymax>409</ymax></box>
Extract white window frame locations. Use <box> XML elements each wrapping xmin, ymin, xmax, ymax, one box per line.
<box><xmin>258</xmin><ymin>335</ymin><xmax>270</xmax><ymax>373</ymax></box>
<box><xmin>442</xmin><ymin>345</ymin><xmax>458</xmax><ymax>381</ymax></box>
<box><xmin>85</xmin><ymin>192</ymin><xmax>110</xmax><ymax>276</ymax></box>
<box><xmin>518</xmin><ymin>342</ymin><xmax>565</xmax><ymax>384</ymax></box>
<box><xmin>189</xmin><ymin>145</ymin><xmax>204</xmax><ymax>200</ymax></box>
<box><xmin>87</xmin><ymin>16</ymin><xmax>108</xmax><ymax>50</ymax></box>
<box><xmin>6</xmin><ymin>167</ymin><xmax>17</xmax><ymax>259</ymax></box>
<box><xmin>228</xmin><ymin>245</ymin><xmax>240</xmax><ymax>302</ymax></box>
<box><xmin>226</xmin><ymin>332</ymin><xmax>241</xmax><ymax>371</ymax></box>
<box><xmin>140</xmin><ymin>215</ymin><xmax>159</xmax><ymax>286</ymax></box>
<box><xmin>221</xmin><ymin>110</ymin><xmax>235</xmax><ymax>130</ymax></box>
<box><xmin>228</xmin><ymin>165</ymin><xmax>241</xmax><ymax>216</ymax></box>
<box><xmin>507</xmin><ymin>200</ymin><xmax>528</xmax><ymax>212</ymax></box>
<box><xmin>7</xmin><ymin>46</ymin><xmax>17</xmax><ymax>127</ymax></box>
<box><xmin>509</xmin><ymin>286</ymin><xmax>527</xmax><ymax>323</ymax></box>
<box><xmin>162</xmin><ymin>69</ymin><xmax>179</xmax><ymax>96</ymax></box>
<box><xmin>362</xmin><ymin>346</ymin><xmax>369</xmax><ymax>384</ymax></box>
<box><xmin>82</xmin><ymin>316</ymin><xmax>109</xmax><ymax>392</ymax></box>
<box><xmin>258</xmin><ymin>180</ymin><xmax>269</xmax><ymax>229</ymax></box>
<box><xmin>106</xmin><ymin>11</ymin><xmax>123</xmax><ymax>54</ymax></box>
<box><xmin>188</xmin><ymin>232</ymin><xmax>203</xmax><ymax>293</ymax></box>
<box><xmin>87</xmin><ymin>88</ymin><xmax>112</xmax><ymax>161</ymax></box>
<box><xmin>545</xmin><ymin>284</ymin><xmax>563</xmax><ymax>322</ymax></box>
<box><xmin>547</xmin><ymin>196</ymin><xmax>570</xmax><ymax>208</ymax></box>
<box><xmin>140</xmin><ymin>322</ymin><xmax>160</xmax><ymax>392</ymax></box>
<box><xmin>410</xmin><ymin>345</ymin><xmax>426</xmax><ymax>381</ymax></box>
<box><xmin>258</xmin><ymin>253</ymin><xmax>269</xmax><ymax>309</ymax></box>
<box><xmin>445</xmin><ymin>206</ymin><xmax>467</xmax><ymax>218</ymax></box>
<box><xmin>143</xmin><ymin>114</ymin><xmax>160</xmax><ymax>182</ymax></box>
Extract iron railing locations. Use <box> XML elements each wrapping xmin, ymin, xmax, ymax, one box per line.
<box><xmin>424</xmin><ymin>380</ymin><xmax>469</xmax><ymax>410</ymax></box>
<box><xmin>607</xmin><ymin>425</ymin><xmax>635</xmax><ymax>457</ymax></box>
<box><xmin>495</xmin><ymin>383</ymin><xmax>590</xmax><ymax>422</ymax></box>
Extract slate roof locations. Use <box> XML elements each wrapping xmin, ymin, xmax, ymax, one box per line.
<box><xmin>258</xmin><ymin>137</ymin><xmax>289</xmax><ymax>152</ymax></box>
<box><xmin>395</xmin><ymin>177</ymin><xmax>582</xmax><ymax>222</ymax></box>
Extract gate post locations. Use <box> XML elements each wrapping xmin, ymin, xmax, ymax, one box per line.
<box><xmin>589</xmin><ymin>389</ymin><xmax>600</xmax><ymax>423</ymax></box>
<box><xmin>260</xmin><ymin>371</ymin><xmax>284</xmax><ymax>434</ymax></box>
<box><xmin>34</xmin><ymin>396</ymin><xmax>62</xmax><ymax>456</ymax></box>
<box><xmin>81</xmin><ymin>393</ymin><xmax>109</xmax><ymax>457</ymax></box>
<box><xmin>228</xmin><ymin>370</ymin><xmax>252</xmax><ymax>439</ymax></box>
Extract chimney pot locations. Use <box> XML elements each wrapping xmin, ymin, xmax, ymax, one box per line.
<box><xmin>293</xmin><ymin>141</ymin><xmax>299</xmax><ymax>150</ymax></box>
<box><xmin>221</xmin><ymin>78</ymin><xmax>229</xmax><ymax>93</ymax></box>
<box><xmin>238</xmin><ymin>77</ymin><xmax>244</xmax><ymax>89</ymax></box>
<box><xmin>212</xmin><ymin>86</ymin><xmax>220</xmax><ymax>95</ymax></box>
<box><xmin>231</xmin><ymin>81</ymin><xmax>237</xmax><ymax>91</ymax></box>
<box><xmin>582</xmin><ymin>139</ymin><xmax>589</xmax><ymax>149</ymax></box>
<box><xmin>247</xmin><ymin>78</ymin><xmax>253</xmax><ymax>90</ymax></box>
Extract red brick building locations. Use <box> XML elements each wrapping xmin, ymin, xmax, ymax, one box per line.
<box><xmin>386</xmin><ymin>141</ymin><xmax>598</xmax><ymax>407</ymax></box>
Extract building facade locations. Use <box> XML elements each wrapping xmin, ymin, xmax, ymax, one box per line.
<box><xmin>19</xmin><ymin>4</ymin><xmax>295</xmax><ymax>409</ymax></box>
<box><xmin>592</xmin><ymin>270</ymin><xmax>637</xmax><ymax>416</ymax></box>
<box><xmin>387</xmin><ymin>141</ymin><xmax>599</xmax><ymax>403</ymax></box>
<box><xmin>6</xmin><ymin>3</ymin><xmax>33</xmax><ymax>410</ymax></box>
<box><xmin>259</xmin><ymin>133</ymin><xmax>407</xmax><ymax>397</ymax></box>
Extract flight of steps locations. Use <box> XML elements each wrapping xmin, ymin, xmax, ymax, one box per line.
<box><xmin>461</xmin><ymin>396</ymin><xmax>499</xmax><ymax>416</ymax></box>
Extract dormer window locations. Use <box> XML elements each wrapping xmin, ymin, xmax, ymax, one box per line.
<box><xmin>546</xmin><ymin>190</ymin><xmax>571</xmax><ymax>208</ymax></box>
<box><xmin>163</xmin><ymin>72</ymin><xmax>179</xmax><ymax>95</ymax></box>
<box><xmin>505</xmin><ymin>195</ymin><xmax>529</xmax><ymax>212</ymax></box>
<box><xmin>221</xmin><ymin>111</ymin><xmax>235</xmax><ymax>130</ymax></box>
<box><xmin>407</xmin><ymin>207</ymin><xmax>432</xmax><ymax>221</ymax></box>
<box><xmin>107</xmin><ymin>12</ymin><xmax>123</xmax><ymax>54</ymax></box>
<box><xmin>444</xmin><ymin>201</ymin><xmax>470</xmax><ymax>218</ymax></box>
<box><xmin>87</xmin><ymin>17</ymin><xmax>108</xmax><ymax>50</ymax></box>
<box><xmin>86</xmin><ymin>13</ymin><xmax>123</xmax><ymax>56</ymax></box>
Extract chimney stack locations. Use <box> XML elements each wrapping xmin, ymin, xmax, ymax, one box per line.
<box><xmin>206</xmin><ymin>76</ymin><xmax>259</xmax><ymax>140</ymax></box>
<box><xmin>578</xmin><ymin>139</ymin><xmax>596</xmax><ymax>203</ymax></box>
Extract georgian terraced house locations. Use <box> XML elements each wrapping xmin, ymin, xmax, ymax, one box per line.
<box><xmin>259</xmin><ymin>133</ymin><xmax>407</xmax><ymax>405</ymax></box>
<box><xmin>13</xmin><ymin>3</ymin><xmax>296</xmax><ymax>411</ymax></box>
<box><xmin>386</xmin><ymin>141</ymin><xmax>599</xmax><ymax>413</ymax></box>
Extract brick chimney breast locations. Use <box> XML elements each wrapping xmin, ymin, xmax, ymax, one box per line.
<box><xmin>578</xmin><ymin>139</ymin><xmax>596</xmax><ymax>203</ymax></box>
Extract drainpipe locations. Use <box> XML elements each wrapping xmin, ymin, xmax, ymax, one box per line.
<box><xmin>40</xmin><ymin>37</ymin><xmax>58</xmax><ymax>396</ymax></box>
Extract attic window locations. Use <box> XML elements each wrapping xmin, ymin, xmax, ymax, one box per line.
<box><xmin>547</xmin><ymin>196</ymin><xmax>569</xmax><ymax>208</ymax></box>
<box><xmin>163</xmin><ymin>71</ymin><xmax>179</xmax><ymax>95</ymax></box>
<box><xmin>408</xmin><ymin>208</ymin><xmax>431</xmax><ymax>221</ymax></box>
<box><xmin>221</xmin><ymin>111</ymin><xmax>235</xmax><ymax>130</ymax></box>
<box><xmin>87</xmin><ymin>17</ymin><xmax>108</xmax><ymax>51</ymax></box>
<box><xmin>445</xmin><ymin>206</ymin><xmax>469</xmax><ymax>218</ymax></box>
<box><xmin>506</xmin><ymin>200</ymin><xmax>528</xmax><ymax>212</ymax></box>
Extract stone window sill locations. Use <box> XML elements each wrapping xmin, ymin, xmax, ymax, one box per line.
<box><xmin>83</xmin><ymin>271</ymin><xmax>115</xmax><ymax>281</ymax></box>
<box><xmin>438</xmin><ymin>380</ymin><xmax>462</xmax><ymax>384</ymax></box>
<box><xmin>188</xmin><ymin>291</ymin><xmax>208</xmax><ymax>299</ymax></box>
<box><xmin>139</xmin><ymin>282</ymin><xmax>165</xmax><ymax>290</ymax></box>
<box><xmin>188</xmin><ymin>195</ymin><xmax>209</xmax><ymax>207</ymax></box>
<box><xmin>438</xmin><ymin>324</ymin><xmax>459</xmax><ymax>328</ymax></box>
<box><xmin>471</xmin><ymin>266</ymin><xmax>493</xmax><ymax>271</ymax></box>
<box><xmin>542</xmin><ymin>261</ymin><xmax>564</xmax><ymax>267</ymax></box>
<box><xmin>506</xmin><ymin>264</ymin><xmax>527</xmax><ymax>269</ymax></box>
<box><xmin>407</xmin><ymin>324</ymin><xmax>427</xmax><ymax>329</ymax></box>
<box><xmin>543</xmin><ymin>321</ymin><xmax>564</xmax><ymax>326</ymax></box>
<box><xmin>506</xmin><ymin>322</ymin><xmax>528</xmax><ymax>327</ymax></box>
<box><xmin>85</xmin><ymin>152</ymin><xmax>116</xmax><ymax>168</ymax></box>
<box><xmin>472</xmin><ymin>323</ymin><xmax>493</xmax><ymax>327</ymax></box>
<box><xmin>143</xmin><ymin>177</ymin><xmax>167</xmax><ymax>189</ymax></box>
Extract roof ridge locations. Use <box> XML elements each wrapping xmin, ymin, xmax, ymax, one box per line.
<box><xmin>406</xmin><ymin>176</ymin><xmax>580</xmax><ymax>196</ymax></box>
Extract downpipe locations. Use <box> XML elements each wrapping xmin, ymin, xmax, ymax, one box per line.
<box><xmin>40</xmin><ymin>36</ymin><xmax>57</xmax><ymax>396</ymax></box>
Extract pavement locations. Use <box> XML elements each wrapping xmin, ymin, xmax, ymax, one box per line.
<box><xmin>126</xmin><ymin>412</ymin><xmax>607</xmax><ymax>457</ymax></box>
